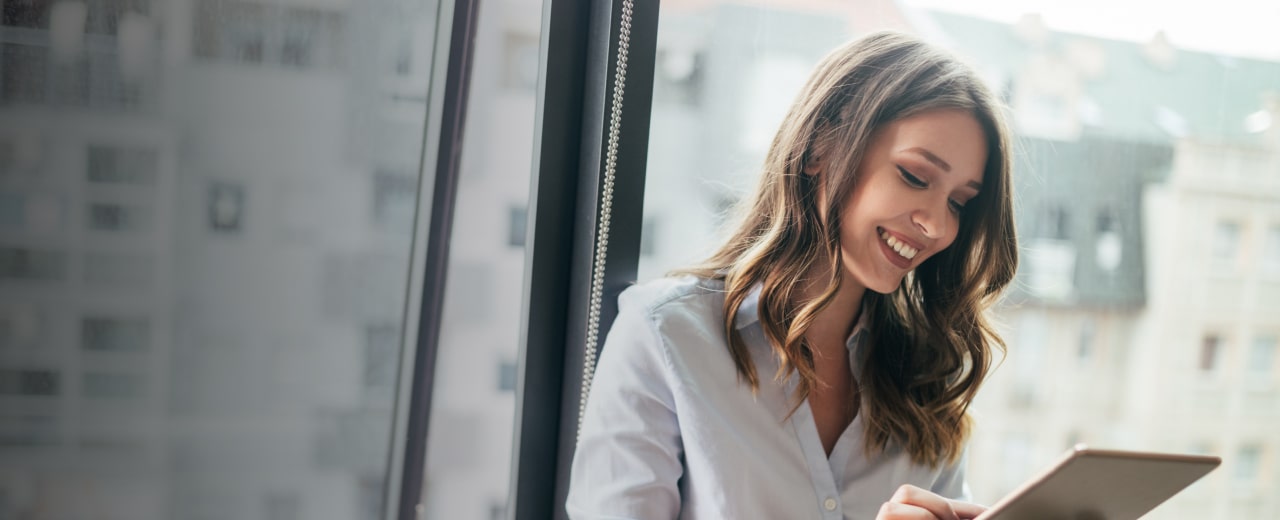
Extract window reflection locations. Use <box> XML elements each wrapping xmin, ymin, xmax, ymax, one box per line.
<box><xmin>0</xmin><ymin>0</ymin><xmax>437</xmax><ymax>518</ymax></box>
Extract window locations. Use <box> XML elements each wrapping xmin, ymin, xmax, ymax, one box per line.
<box><xmin>1200</xmin><ymin>335</ymin><xmax>1222</xmax><ymax>372</ymax></box>
<box><xmin>208</xmin><ymin>181</ymin><xmax>245</xmax><ymax>233</ymax></box>
<box><xmin>0</xmin><ymin>192</ymin><xmax>65</xmax><ymax>233</ymax></box>
<box><xmin>1265</xmin><ymin>226</ymin><xmax>1280</xmax><ymax>276</ymax></box>
<box><xmin>263</xmin><ymin>492</ymin><xmax>300</xmax><ymax>520</ymax></box>
<box><xmin>81</xmin><ymin>317</ymin><xmax>149</xmax><ymax>352</ymax></box>
<box><xmin>640</xmin><ymin>217</ymin><xmax>659</xmax><ymax>257</ymax></box>
<box><xmin>86</xmin><ymin>146</ymin><xmax>157</xmax><ymax>186</ymax></box>
<box><xmin>507</xmin><ymin>205</ymin><xmax>526</xmax><ymax>247</ymax></box>
<box><xmin>0</xmin><ymin>413</ymin><xmax>58</xmax><ymax>448</ymax></box>
<box><xmin>502</xmin><ymin>32</ymin><xmax>539</xmax><ymax>91</ymax></box>
<box><xmin>373</xmin><ymin>170</ymin><xmax>417</xmax><ymax>233</ymax></box>
<box><xmin>87</xmin><ymin>202</ymin><xmax>149</xmax><ymax>232</ymax></box>
<box><xmin>1</xmin><ymin>1</ymin><xmax>52</xmax><ymax>28</ymax></box>
<box><xmin>1234</xmin><ymin>444</ymin><xmax>1261</xmax><ymax>482</ymax></box>
<box><xmin>83</xmin><ymin>251</ymin><xmax>152</xmax><ymax>286</ymax></box>
<box><xmin>1094</xmin><ymin>208</ymin><xmax>1121</xmax><ymax>271</ymax></box>
<box><xmin>0</xmin><ymin>305</ymin><xmax>42</xmax><ymax>350</ymax></box>
<box><xmin>1046</xmin><ymin>205</ymin><xmax>1070</xmax><ymax>240</ymax></box>
<box><xmin>82</xmin><ymin>372</ymin><xmax>145</xmax><ymax>400</ymax></box>
<box><xmin>654</xmin><ymin>49</ymin><xmax>703</xmax><ymax>106</ymax></box>
<box><xmin>0</xmin><ymin>369</ymin><xmax>59</xmax><ymax>397</ymax></box>
<box><xmin>0</xmin><ymin>43</ymin><xmax>48</xmax><ymax>105</ymax></box>
<box><xmin>0</xmin><ymin>247</ymin><xmax>68</xmax><ymax>281</ymax></box>
<box><xmin>1077</xmin><ymin>318</ymin><xmax>1095</xmax><ymax>363</ymax></box>
<box><xmin>193</xmin><ymin>0</ymin><xmax>345</xmax><ymax>70</ymax></box>
<box><xmin>363</xmin><ymin>323</ymin><xmax>399</xmax><ymax>399</ymax></box>
<box><xmin>1248</xmin><ymin>336</ymin><xmax>1276</xmax><ymax>380</ymax></box>
<box><xmin>497</xmin><ymin>359</ymin><xmax>517</xmax><ymax>392</ymax></box>
<box><xmin>1213</xmin><ymin>221</ymin><xmax>1241</xmax><ymax>267</ymax></box>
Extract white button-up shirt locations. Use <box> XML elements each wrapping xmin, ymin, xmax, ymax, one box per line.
<box><xmin>567</xmin><ymin>276</ymin><xmax>971</xmax><ymax>519</ymax></box>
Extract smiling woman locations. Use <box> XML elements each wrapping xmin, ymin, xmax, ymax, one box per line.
<box><xmin>566</xmin><ymin>31</ymin><xmax>1016</xmax><ymax>520</ymax></box>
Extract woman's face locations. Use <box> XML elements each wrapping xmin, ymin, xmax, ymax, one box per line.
<box><xmin>833</xmin><ymin>109</ymin><xmax>988</xmax><ymax>294</ymax></box>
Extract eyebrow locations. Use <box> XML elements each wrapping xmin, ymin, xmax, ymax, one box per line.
<box><xmin>907</xmin><ymin>147</ymin><xmax>983</xmax><ymax>190</ymax></box>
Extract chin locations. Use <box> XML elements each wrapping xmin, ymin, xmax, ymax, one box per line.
<box><xmin>865</xmin><ymin>278</ymin><xmax>903</xmax><ymax>295</ymax></box>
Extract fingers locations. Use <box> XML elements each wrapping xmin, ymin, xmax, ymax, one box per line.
<box><xmin>948</xmin><ymin>499</ymin><xmax>987</xmax><ymax>519</ymax></box>
<box><xmin>878</xmin><ymin>501</ymin><xmax>941</xmax><ymax>520</ymax></box>
<box><xmin>887</xmin><ymin>485</ymin><xmax>959</xmax><ymax>520</ymax></box>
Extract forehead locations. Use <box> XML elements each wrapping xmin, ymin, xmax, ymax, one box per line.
<box><xmin>875</xmin><ymin>109</ymin><xmax>988</xmax><ymax>184</ymax></box>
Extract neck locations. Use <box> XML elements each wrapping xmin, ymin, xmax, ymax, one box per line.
<box><xmin>800</xmin><ymin>263</ymin><xmax>867</xmax><ymax>359</ymax></box>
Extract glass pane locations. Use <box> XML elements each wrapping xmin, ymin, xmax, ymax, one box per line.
<box><xmin>640</xmin><ymin>2</ymin><xmax>1279</xmax><ymax>519</ymax></box>
<box><xmin>0</xmin><ymin>0</ymin><xmax>440</xmax><ymax>518</ymax></box>
<box><xmin>419</xmin><ymin>0</ymin><xmax>541</xmax><ymax>517</ymax></box>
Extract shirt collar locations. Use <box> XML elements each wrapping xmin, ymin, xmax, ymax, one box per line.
<box><xmin>732</xmin><ymin>282</ymin><xmax>871</xmax><ymax>353</ymax></box>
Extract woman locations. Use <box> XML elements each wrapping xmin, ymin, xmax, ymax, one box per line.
<box><xmin>567</xmin><ymin>31</ymin><xmax>1017</xmax><ymax>520</ymax></box>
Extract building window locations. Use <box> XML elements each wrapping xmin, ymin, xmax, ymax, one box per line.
<box><xmin>444</xmin><ymin>263</ymin><xmax>493</xmax><ymax>323</ymax></box>
<box><xmin>86</xmin><ymin>145</ymin><xmax>158</xmax><ymax>185</ymax></box>
<box><xmin>654</xmin><ymin>49</ymin><xmax>703</xmax><ymax>106</ymax></box>
<box><xmin>82</xmin><ymin>372</ymin><xmax>145</xmax><ymax>400</ymax></box>
<box><xmin>83</xmin><ymin>251</ymin><xmax>152</xmax><ymax>286</ymax></box>
<box><xmin>502</xmin><ymin>32</ymin><xmax>539</xmax><ymax>91</ymax></box>
<box><xmin>507</xmin><ymin>205</ymin><xmax>526</xmax><ymax>247</ymax></box>
<box><xmin>488</xmin><ymin>499</ymin><xmax>507</xmax><ymax>520</ymax></box>
<box><xmin>0</xmin><ymin>413</ymin><xmax>58</xmax><ymax>447</ymax></box>
<box><xmin>0</xmin><ymin>247</ymin><xmax>68</xmax><ymax>281</ymax></box>
<box><xmin>1264</xmin><ymin>226</ymin><xmax>1280</xmax><ymax>276</ymax></box>
<box><xmin>194</xmin><ymin>0</ymin><xmax>345</xmax><ymax>70</ymax></box>
<box><xmin>1077</xmin><ymin>318</ymin><xmax>1095</xmax><ymax>363</ymax></box>
<box><xmin>263</xmin><ymin>492</ymin><xmax>300</xmax><ymax>520</ymax></box>
<box><xmin>372</xmin><ymin>170</ymin><xmax>416</xmax><ymax>232</ymax></box>
<box><xmin>1</xmin><ymin>1</ymin><xmax>52</xmax><ymax>28</ymax></box>
<box><xmin>497</xmin><ymin>359</ymin><xmax>517</xmax><ymax>392</ymax></box>
<box><xmin>1199</xmin><ymin>335</ymin><xmax>1222</xmax><ymax>372</ymax></box>
<box><xmin>1212</xmin><ymin>221</ymin><xmax>1240</xmax><ymax>268</ymax></box>
<box><xmin>1234</xmin><ymin>444</ymin><xmax>1261</xmax><ymax>482</ymax></box>
<box><xmin>81</xmin><ymin>316</ymin><xmax>149</xmax><ymax>352</ymax></box>
<box><xmin>363</xmin><ymin>323</ymin><xmax>399</xmax><ymax>397</ymax></box>
<box><xmin>1</xmin><ymin>43</ymin><xmax>48</xmax><ymax>105</ymax></box>
<box><xmin>87</xmin><ymin>202</ymin><xmax>149</xmax><ymax>232</ymax></box>
<box><xmin>0</xmin><ymin>305</ymin><xmax>43</xmax><ymax>350</ymax></box>
<box><xmin>1094</xmin><ymin>208</ymin><xmax>1121</xmax><ymax>271</ymax></box>
<box><xmin>1045</xmin><ymin>205</ymin><xmax>1070</xmax><ymax>240</ymax></box>
<box><xmin>0</xmin><ymin>369</ymin><xmax>60</xmax><ymax>397</ymax></box>
<box><xmin>357</xmin><ymin>475</ymin><xmax>385</xmax><ymax>520</ymax></box>
<box><xmin>208</xmin><ymin>181</ymin><xmax>246</xmax><ymax>232</ymax></box>
<box><xmin>1249</xmin><ymin>336</ymin><xmax>1276</xmax><ymax>380</ymax></box>
<box><xmin>640</xmin><ymin>217</ymin><xmax>659</xmax><ymax>257</ymax></box>
<box><xmin>0</xmin><ymin>192</ymin><xmax>65</xmax><ymax>233</ymax></box>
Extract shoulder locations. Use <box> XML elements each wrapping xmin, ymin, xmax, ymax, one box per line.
<box><xmin>618</xmin><ymin>275</ymin><xmax>727</xmax><ymax>327</ymax></box>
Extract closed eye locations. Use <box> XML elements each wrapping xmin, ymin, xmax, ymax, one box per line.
<box><xmin>897</xmin><ymin>166</ymin><xmax>926</xmax><ymax>188</ymax></box>
<box><xmin>949</xmin><ymin>199</ymin><xmax>966</xmax><ymax>215</ymax></box>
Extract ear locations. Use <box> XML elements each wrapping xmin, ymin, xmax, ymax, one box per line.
<box><xmin>802</xmin><ymin>154</ymin><xmax>823</xmax><ymax>176</ymax></box>
<box><xmin>803</xmin><ymin>134</ymin><xmax>833</xmax><ymax>177</ymax></box>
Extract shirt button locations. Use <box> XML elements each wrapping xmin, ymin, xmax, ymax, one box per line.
<box><xmin>824</xmin><ymin>498</ymin><xmax>837</xmax><ymax>511</ymax></box>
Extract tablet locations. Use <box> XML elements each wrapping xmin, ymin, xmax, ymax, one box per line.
<box><xmin>975</xmin><ymin>445</ymin><xmax>1221</xmax><ymax>520</ymax></box>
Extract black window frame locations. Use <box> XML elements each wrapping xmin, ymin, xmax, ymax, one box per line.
<box><xmin>396</xmin><ymin>0</ymin><xmax>660</xmax><ymax>519</ymax></box>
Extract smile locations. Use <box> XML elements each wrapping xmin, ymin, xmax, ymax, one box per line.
<box><xmin>879</xmin><ymin>229</ymin><xmax>919</xmax><ymax>260</ymax></box>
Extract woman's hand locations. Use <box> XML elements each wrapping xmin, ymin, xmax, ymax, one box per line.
<box><xmin>875</xmin><ymin>485</ymin><xmax>987</xmax><ymax>520</ymax></box>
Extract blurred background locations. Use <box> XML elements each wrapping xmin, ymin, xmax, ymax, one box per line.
<box><xmin>0</xmin><ymin>0</ymin><xmax>1276</xmax><ymax>518</ymax></box>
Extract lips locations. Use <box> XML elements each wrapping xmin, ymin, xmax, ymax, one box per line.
<box><xmin>877</xmin><ymin>227</ymin><xmax>919</xmax><ymax>269</ymax></box>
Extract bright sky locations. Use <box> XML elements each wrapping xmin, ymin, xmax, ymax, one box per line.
<box><xmin>902</xmin><ymin>0</ymin><xmax>1280</xmax><ymax>61</ymax></box>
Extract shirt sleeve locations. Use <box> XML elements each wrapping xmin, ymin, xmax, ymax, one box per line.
<box><xmin>930</xmin><ymin>444</ymin><xmax>973</xmax><ymax>503</ymax></box>
<box><xmin>565</xmin><ymin>289</ymin><xmax>685</xmax><ymax>520</ymax></box>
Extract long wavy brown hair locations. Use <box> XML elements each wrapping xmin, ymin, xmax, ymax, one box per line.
<box><xmin>679</xmin><ymin>31</ymin><xmax>1017</xmax><ymax>467</ymax></box>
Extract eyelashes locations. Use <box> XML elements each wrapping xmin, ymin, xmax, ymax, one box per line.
<box><xmin>896</xmin><ymin>166</ymin><xmax>967</xmax><ymax>216</ymax></box>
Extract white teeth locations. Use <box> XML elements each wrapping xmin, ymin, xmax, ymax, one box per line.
<box><xmin>879</xmin><ymin>230</ymin><xmax>918</xmax><ymax>261</ymax></box>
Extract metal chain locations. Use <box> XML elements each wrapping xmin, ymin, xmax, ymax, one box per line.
<box><xmin>578</xmin><ymin>0</ymin><xmax>634</xmax><ymax>439</ymax></box>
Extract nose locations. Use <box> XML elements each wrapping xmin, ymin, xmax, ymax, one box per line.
<box><xmin>911</xmin><ymin>204</ymin><xmax>949</xmax><ymax>240</ymax></box>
